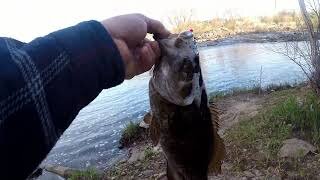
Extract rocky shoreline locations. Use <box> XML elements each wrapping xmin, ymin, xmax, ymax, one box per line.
<box><xmin>198</xmin><ymin>31</ymin><xmax>308</xmax><ymax>47</ymax></box>
<box><xmin>34</xmin><ymin>86</ymin><xmax>320</xmax><ymax>180</ymax></box>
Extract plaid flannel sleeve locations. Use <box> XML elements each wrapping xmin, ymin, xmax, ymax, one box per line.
<box><xmin>0</xmin><ymin>20</ymin><xmax>125</xmax><ymax>179</ymax></box>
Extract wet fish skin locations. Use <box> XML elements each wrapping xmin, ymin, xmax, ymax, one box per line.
<box><xmin>149</xmin><ymin>31</ymin><xmax>225</xmax><ymax>180</ymax></box>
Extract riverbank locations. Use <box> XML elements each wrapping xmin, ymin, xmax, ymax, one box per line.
<box><xmin>198</xmin><ymin>31</ymin><xmax>308</xmax><ymax>47</ymax></box>
<box><xmin>171</xmin><ymin>11</ymin><xmax>301</xmax><ymax>46</ymax></box>
<box><xmin>39</xmin><ymin>84</ymin><xmax>320</xmax><ymax>179</ymax></box>
<box><xmin>103</xmin><ymin>84</ymin><xmax>320</xmax><ymax>179</ymax></box>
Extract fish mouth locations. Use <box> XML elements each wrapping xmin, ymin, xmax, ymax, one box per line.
<box><xmin>179</xmin><ymin>81</ymin><xmax>193</xmax><ymax>98</ymax></box>
<box><xmin>181</xmin><ymin>65</ymin><xmax>200</xmax><ymax>82</ymax></box>
<box><xmin>180</xmin><ymin>58</ymin><xmax>198</xmax><ymax>81</ymax></box>
<box><xmin>182</xmin><ymin>72</ymin><xmax>194</xmax><ymax>82</ymax></box>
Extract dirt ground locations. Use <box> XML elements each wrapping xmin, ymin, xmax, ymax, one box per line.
<box><xmin>104</xmin><ymin>89</ymin><xmax>320</xmax><ymax>180</ymax></box>
<box><xmin>104</xmin><ymin>93</ymin><xmax>266</xmax><ymax>180</ymax></box>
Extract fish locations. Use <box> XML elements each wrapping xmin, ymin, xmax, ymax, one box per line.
<box><xmin>148</xmin><ymin>30</ymin><xmax>226</xmax><ymax>180</ymax></box>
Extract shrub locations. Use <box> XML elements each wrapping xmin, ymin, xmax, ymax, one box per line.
<box><xmin>269</xmin><ymin>92</ymin><xmax>320</xmax><ymax>144</ymax></box>
<box><xmin>68</xmin><ymin>169</ymin><xmax>100</xmax><ymax>180</ymax></box>
<box><xmin>119</xmin><ymin>121</ymin><xmax>146</xmax><ymax>148</ymax></box>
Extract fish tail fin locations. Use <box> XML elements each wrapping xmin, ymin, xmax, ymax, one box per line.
<box><xmin>208</xmin><ymin>103</ymin><xmax>226</xmax><ymax>174</ymax></box>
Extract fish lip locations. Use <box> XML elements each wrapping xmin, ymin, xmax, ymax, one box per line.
<box><xmin>158</xmin><ymin>41</ymin><xmax>166</xmax><ymax>53</ymax></box>
<box><xmin>181</xmin><ymin>71</ymin><xmax>193</xmax><ymax>82</ymax></box>
<box><xmin>178</xmin><ymin>80</ymin><xmax>193</xmax><ymax>90</ymax></box>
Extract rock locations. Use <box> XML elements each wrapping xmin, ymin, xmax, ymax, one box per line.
<box><xmin>243</xmin><ymin>171</ymin><xmax>254</xmax><ymax>178</ymax></box>
<box><xmin>156</xmin><ymin>172</ymin><xmax>166</xmax><ymax>180</ymax></box>
<box><xmin>135</xmin><ymin>162</ymin><xmax>142</xmax><ymax>167</ymax></box>
<box><xmin>44</xmin><ymin>165</ymin><xmax>81</xmax><ymax>178</ymax></box>
<box><xmin>153</xmin><ymin>144</ymin><xmax>162</xmax><ymax>152</ymax></box>
<box><xmin>28</xmin><ymin>167</ymin><xmax>43</xmax><ymax>178</ymax></box>
<box><xmin>278</xmin><ymin>138</ymin><xmax>317</xmax><ymax>158</ymax></box>
<box><xmin>128</xmin><ymin>148</ymin><xmax>145</xmax><ymax>163</ymax></box>
<box><xmin>139</xmin><ymin>120</ymin><xmax>149</xmax><ymax>129</ymax></box>
<box><xmin>140</xmin><ymin>112</ymin><xmax>152</xmax><ymax>128</ymax></box>
<box><xmin>119</xmin><ymin>159</ymin><xmax>127</xmax><ymax>164</ymax></box>
<box><xmin>248</xmin><ymin>111</ymin><xmax>258</xmax><ymax>117</ymax></box>
<box><xmin>252</xmin><ymin>169</ymin><xmax>263</xmax><ymax>177</ymax></box>
<box><xmin>34</xmin><ymin>170</ymin><xmax>65</xmax><ymax>180</ymax></box>
<box><xmin>239</xmin><ymin>177</ymin><xmax>248</xmax><ymax>180</ymax></box>
<box><xmin>142</xmin><ymin>170</ymin><xmax>153</xmax><ymax>176</ymax></box>
<box><xmin>268</xmin><ymin>175</ymin><xmax>281</xmax><ymax>180</ymax></box>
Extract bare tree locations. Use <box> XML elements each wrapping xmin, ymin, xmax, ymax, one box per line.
<box><xmin>274</xmin><ymin>0</ymin><xmax>320</xmax><ymax>94</ymax></box>
<box><xmin>298</xmin><ymin>0</ymin><xmax>320</xmax><ymax>94</ymax></box>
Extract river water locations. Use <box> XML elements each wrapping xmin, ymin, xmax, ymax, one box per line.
<box><xmin>43</xmin><ymin>42</ymin><xmax>306</xmax><ymax>169</ymax></box>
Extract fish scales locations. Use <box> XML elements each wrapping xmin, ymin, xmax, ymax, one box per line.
<box><xmin>148</xmin><ymin>31</ymin><xmax>225</xmax><ymax>180</ymax></box>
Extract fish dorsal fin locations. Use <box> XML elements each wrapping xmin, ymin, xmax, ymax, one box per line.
<box><xmin>208</xmin><ymin>103</ymin><xmax>226</xmax><ymax>174</ymax></box>
<box><xmin>145</xmin><ymin>112</ymin><xmax>160</xmax><ymax>145</ymax></box>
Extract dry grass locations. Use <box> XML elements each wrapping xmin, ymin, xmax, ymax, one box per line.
<box><xmin>170</xmin><ymin>11</ymin><xmax>300</xmax><ymax>42</ymax></box>
<box><xmin>225</xmin><ymin>86</ymin><xmax>320</xmax><ymax>179</ymax></box>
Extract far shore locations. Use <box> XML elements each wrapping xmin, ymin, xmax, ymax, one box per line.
<box><xmin>198</xmin><ymin>31</ymin><xmax>309</xmax><ymax>47</ymax></box>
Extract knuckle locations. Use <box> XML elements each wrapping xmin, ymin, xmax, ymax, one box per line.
<box><xmin>132</xmin><ymin>13</ymin><xmax>145</xmax><ymax>19</ymax></box>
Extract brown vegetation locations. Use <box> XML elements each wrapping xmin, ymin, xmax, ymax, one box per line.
<box><xmin>169</xmin><ymin>11</ymin><xmax>300</xmax><ymax>42</ymax></box>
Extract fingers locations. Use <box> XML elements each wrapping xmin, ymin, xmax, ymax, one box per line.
<box><xmin>144</xmin><ymin>16</ymin><xmax>171</xmax><ymax>39</ymax></box>
<box><xmin>143</xmin><ymin>39</ymin><xmax>160</xmax><ymax>59</ymax></box>
<box><xmin>138</xmin><ymin>42</ymin><xmax>157</xmax><ymax>74</ymax></box>
<box><xmin>113</xmin><ymin>38</ymin><xmax>137</xmax><ymax>79</ymax></box>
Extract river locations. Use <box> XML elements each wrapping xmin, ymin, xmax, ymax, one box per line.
<box><xmin>43</xmin><ymin>42</ymin><xmax>306</xmax><ymax>170</ymax></box>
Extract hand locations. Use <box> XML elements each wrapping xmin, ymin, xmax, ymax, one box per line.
<box><xmin>101</xmin><ymin>14</ymin><xmax>170</xmax><ymax>79</ymax></box>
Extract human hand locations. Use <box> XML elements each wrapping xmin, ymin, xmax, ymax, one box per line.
<box><xmin>101</xmin><ymin>14</ymin><xmax>170</xmax><ymax>79</ymax></box>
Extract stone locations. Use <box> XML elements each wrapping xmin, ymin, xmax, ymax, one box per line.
<box><xmin>44</xmin><ymin>165</ymin><xmax>80</xmax><ymax>177</ymax></box>
<box><xmin>139</xmin><ymin>120</ymin><xmax>149</xmax><ymax>129</ymax></box>
<box><xmin>140</xmin><ymin>112</ymin><xmax>152</xmax><ymax>129</ymax></box>
<box><xmin>252</xmin><ymin>169</ymin><xmax>263</xmax><ymax>177</ymax></box>
<box><xmin>28</xmin><ymin>168</ymin><xmax>43</xmax><ymax>178</ymax></box>
<box><xmin>142</xmin><ymin>170</ymin><xmax>153</xmax><ymax>176</ymax></box>
<box><xmin>243</xmin><ymin>171</ymin><xmax>254</xmax><ymax>178</ymax></box>
<box><xmin>268</xmin><ymin>175</ymin><xmax>281</xmax><ymax>180</ymax></box>
<box><xmin>35</xmin><ymin>170</ymin><xmax>65</xmax><ymax>180</ymax></box>
<box><xmin>153</xmin><ymin>144</ymin><xmax>162</xmax><ymax>152</ymax></box>
<box><xmin>44</xmin><ymin>165</ymin><xmax>102</xmax><ymax>178</ymax></box>
<box><xmin>278</xmin><ymin>138</ymin><xmax>317</xmax><ymax>158</ymax></box>
<box><xmin>156</xmin><ymin>172</ymin><xmax>166</xmax><ymax>180</ymax></box>
<box><xmin>119</xmin><ymin>159</ymin><xmax>126</xmax><ymax>164</ymax></box>
<box><xmin>128</xmin><ymin>148</ymin><xmax>145</xmax><ymax>163</ymax></box>
<box><xmin>248</xmin><ymin>111</ymin><xmax>258</xmax><ymax>117</ymax></box>
<box><xmin>135</xmin><ymin>162</ymin><xmax>142</xmax><ymax>167</ymax></box>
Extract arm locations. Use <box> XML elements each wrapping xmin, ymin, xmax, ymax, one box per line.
<box><xmin>0</xmin><ymin>20</ymin><xmax>124</xmax><ymax>179</ymax></box>
<box><xmin>0</xmin><ymin>14</ymin><xmax>170</xmax><ymax>179</ymax></box>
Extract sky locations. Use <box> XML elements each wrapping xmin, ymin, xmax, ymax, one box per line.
<box><xmin>0</xmin><ymin>0</ymin><xmax>299</xmax><ymax>42</ymax></box>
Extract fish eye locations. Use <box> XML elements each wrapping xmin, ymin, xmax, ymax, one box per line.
<box><xmin>182</xmin><ymin>57</ymin><xmax>190</xmax><ymax>63</ymax></box>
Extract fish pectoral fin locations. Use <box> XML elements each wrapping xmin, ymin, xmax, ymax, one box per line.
<box><xmin>149</xmin><ymin>115</ymin><xmax>160</xmax><ymax>145</ymax></box>
<box><xmin>208</xmin><ymin>102</ymin><xmax>226</xmax><ymax>174</ymax></box>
